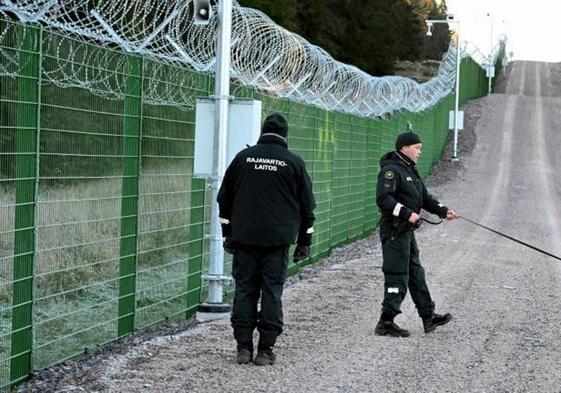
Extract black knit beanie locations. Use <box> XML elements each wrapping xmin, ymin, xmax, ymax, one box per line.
<box><xmin>261</xmin><ymin>113</ymin><xmax>288</xmax><ymax>138</ymax></box>
<box><xmin>395</xmin><ymin>132</ymin><xmax>422</xmax><ymax>150</ymax></box>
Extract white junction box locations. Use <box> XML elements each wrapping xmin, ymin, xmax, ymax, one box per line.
<box><xmin>194</xmin><ymin>98</ymin><xmax>262</xmax><ymax>178</ymax></box>
<box><xmin>448</xmin><ymin>110</ymin><xmax>464</xmax><ymax>131</ymax></box>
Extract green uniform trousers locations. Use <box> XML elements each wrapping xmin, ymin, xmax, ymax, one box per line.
<box><xmin>381</xmin><ymin>229</ymin><xmax>435</xmax><ymax>318</ymax></box>
<box><xmin>231</xmin><ymin>243</ymin><xmax>289</xmax><ymax>350</ymax></box>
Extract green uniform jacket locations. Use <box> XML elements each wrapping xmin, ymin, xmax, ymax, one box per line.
<box><xmin>376</xmin><ymin>151</ymin><xmax>448</xmax><ymax>232</ymax></box>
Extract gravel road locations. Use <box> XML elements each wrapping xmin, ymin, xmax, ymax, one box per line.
<box><xmin>17</xmin><ymin>61</ymin><xmax>561</xmax><ymax>393</ymax></box>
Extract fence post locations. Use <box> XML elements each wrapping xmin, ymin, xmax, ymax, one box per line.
<box><xmin>117</xmin><ymin>54</ymin><xmax>143</xmax><ymax>337</ymax></box>
<box><xmin>10</xmin><ymin>23</ymin><xmax>41</xmax><ymax>386</ymax></box>
<box><xmin>186</xmin><ymin>178</ymin><xmax>206</xmax><ymax>317</ymax></box>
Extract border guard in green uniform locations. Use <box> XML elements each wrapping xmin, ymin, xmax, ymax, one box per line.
<box><xmin>375</xmin><ymin>131</ymin><xmax>458</xmax><ymax>337</ymax></box>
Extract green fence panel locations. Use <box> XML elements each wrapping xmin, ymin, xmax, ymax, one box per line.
<box><xmin>463</xmin><ymin>59</ymin><xmax>471</xmax><ymax>99</ymax></box>
<box><xmin>416</xmin><ymin>109</ymin><xmax>433</xmax><ymax>178</ymax></box>
<box><xmin>9</xmin><ymin>23</ymin><xmax>41</xmax><ymax>387</ymax></box>
<box><xmin>459</xmin><ymin>58</ymin><xmax>468</xmax><ymax>104</ymax></box>
<box><xmin>430</xmin><ymin>105</ymin><xmax>440</xmax><ymax>166</ymax></box>
<box><xmin>364</xmin><ymin>119</ymin><xmax>381</xmax><ymax>232</ymax></box>
<box><xmin>0</xmin><ymin>19</ymin><xmax>19</xmax><ymax>390</ymax></box>
<box><xmin>348</xmin><ymin>117</ymin><xmax>368</xmax><ymax>241</ymax></box>
<box><xmin>117</xmin><ymin>54</ymin><xmax>142</xmax><ymax>337</ymax></box>
<box><xmin>186</xmin><ymin>178</ymin><xmax>205</xmax><ymax>316</ymax></box>
<box><xmin>330</xmin><ymin>113</ymin><xmax>353</xmax><ymax>246</ymax></box>
<box><xmin>135</xmin><ymin>61</ymin><xmax>207</xmax><ymax>330</ymax></box>
<box><xmin>285</xmin><ymin>102</ymin><xmax>316</xmax><ymax>269</ymax></box>
<box><xmin>311</xmin><ymin>109</ymin><xmax>334</xmax><ymax>258</ymax></box>
<box><xmin>492</xmin><ymin>48</ymin><xmax>504</xmax><ymax>91</ymax></box>
<box><xmin>32</xmin><ymin>32</ymin><xmax>124</xmax><ymax>370</ymax></box>
<box><xmin>258</xmin><ymin>93</ymin><xmax>290</xmax><ymax>120</ymax></box>
<box><xmin>441</xmin><ymin>97</ymin><xmax>452</xmax><ymax>153</ymax></box>
<box><xmin>379</xmin><ymin>115</ymin><xmax>399</xmax><ymax>154</ymax></box>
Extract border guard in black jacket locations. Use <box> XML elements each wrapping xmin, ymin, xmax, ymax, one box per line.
<box><xmin>218</xmin><ymin>113</ymin><xmax>316</xmax><ymax>365</ymax></box>
<box><xmin>375</xmin><ymin>131</ymin><xmax>458</xmax><ymax>337</ymax></box>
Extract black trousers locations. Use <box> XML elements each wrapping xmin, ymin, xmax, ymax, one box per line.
<box><xmin>231</xmin><ymin>243</ymin><xmax>289</xmax><ymax>350</ymax></box>
<box><xmin>380</xmin><ymin>228</ymin><xmax>435</xmax><ymax>319</ymax></box>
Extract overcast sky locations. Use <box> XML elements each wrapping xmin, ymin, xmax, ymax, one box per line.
<box><xmin>446</xmin><ymin>0</ymin><xmax>560</xmax><ymax>63</ymax></box>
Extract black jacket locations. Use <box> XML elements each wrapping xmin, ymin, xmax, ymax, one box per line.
<box><xmin>376</xmin><ymin>151</ymin><xmax>448</xmax><ymax>228</ymax></box>
<box><xmin>218</xmin><ymin>134</ymin><xmax>316</xmax><ymax>247</ymax></box>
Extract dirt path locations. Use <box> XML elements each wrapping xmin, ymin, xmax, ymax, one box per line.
<box><xmin>18</xmin><ymin>61</ymin><xmax>561</xmax><ymax>393</ymax></box>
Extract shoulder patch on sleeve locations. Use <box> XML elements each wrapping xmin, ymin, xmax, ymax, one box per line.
<box><xmin>384</xmin><ymin>170</ymin><xmax>394</xmax><ymax>180</ymax></box>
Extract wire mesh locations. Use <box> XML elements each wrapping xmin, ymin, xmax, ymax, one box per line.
<box><xmin>135</xmin><ymin>62</ymin><xmax>208</xmax><ymax>330</ymax></box>
<box><xmin>330</xmin><ymin>113</ymin><xmax>353</xmax><ymax>247</ymax></box>
<box><xmin>32</xmin><ymin>32</ymin><xmax>126</xmax><ymax>369</ymax></box>
<box><xmin>0</xmin><ymin>34</ymin><xmax>17</xmax><ymax>389</ymax></box>
<box><xmin>309</xmin><ymin>108</ymin><xmax>334</xmax><ymax>258</ymax></box>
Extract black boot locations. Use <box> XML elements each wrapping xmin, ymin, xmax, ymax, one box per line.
<box><xmin>236</xmin><ymin>342</ymin><xmax>253</xmax><ymax>364</ymax></box>
<box><xmin>375</xmin><ymin>320</ymin><xmax>411</xmax><ymax>337</ymax></box>
<box><xmin>254</xmin><ymin>342</ymin><xmax>276</xmax><ymax>366</ymax></box>
<box><xmin>254</xmin><ymin>349</ymin><xmax>275</xmax><ymax>366</ymax></box>
<box><xmin>423</xmin><ymin>313</ymin><xmax>452</xmax><ymax>333</ymax></box>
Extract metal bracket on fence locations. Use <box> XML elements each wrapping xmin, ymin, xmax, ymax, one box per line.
<box><xmin>29</xmin><ymin>0</ymin><xmax>57</xmax><ymax>22</ymax></box>
<box><xmin>208</xmin><ymin>94</ymin><xmax>235</xmax><ymax>101</ymax></box>
<box><xmin>202</xmin><ymin>58</ymin><xmax>216</xmax><ymax>72</ymax></box>
<box><xmin>1</xmin><ymin>0</ymin><xmax>26</xmax><ymax>21</ymax></box>
<box><xmin>249</xmin><ymin>54</ymin><xmax>281</xmax><ymax>85</ymax></box>
<box><xmin>204</xmin><ymin>176</ymin><xmax>222</xmax><ymax>190</ymax></box>
<box><xmin>312</xmin><ymin>81</ymin><xmax>336</xmax><ymax>104</ymax></box>
<box><xmin>284</xmin><ymin>72</ymin><xmax>311</xmax><ymax>98</ymax></box>
<box><xmin>165</xmin><ymin>34</ymin><xmax>198</xmax><ymax>68</ymax></box>
<box><xmin>362</xmin><ymin>102</ymin><xmax>375</xmax><ymax>116</ymax></box>
<box><xmin>137</xmin><ymin>9</ymin><xmax>179</xmax><ymax>51</ymax></box>
<box><xmin>91</xmin><ymin>10</ymin><xmax>132</xmax><ymax>52</ymax></box>
<box><xmin>204</xmin><ymin>234</ymin><xmax>223</xmax><ymax>241</ymax></box>
<box><xmin>333</xmin><ymin>91</ymin><xmax>353</xmax><ymax>108</ymax></box>
<box><xmin>202</xmin><ymin>274</ymin><xmax>233</xmax><ymax>285</ymax></box>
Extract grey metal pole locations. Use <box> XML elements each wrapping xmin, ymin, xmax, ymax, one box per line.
<box><xmin>452</xmin><ymin>22</ymin><xmax>461</xmax><ymax>161</ymax></box>
<box><xmin>200</xmin><ymin>0</ymin><xmax>233</xmax><ymax>313</ymax></box>
<box><xmin>425</xmin><ymin>18</ymin><xmax>462</xmax><ymax>160</ymax></box>
<box><xmin>488</xmin><ymin>14</ymin><xmax>493</xmax><ymax>95</ymax></box>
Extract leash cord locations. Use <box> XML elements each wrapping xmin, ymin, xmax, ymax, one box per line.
<box><xmin>420</xmin><ymin>217</ymin><xmax>443</xmax><ymax>225</ymax></box>
<box><xmin>459</xmin><ymin>216</ymin><xmax>561</xmax><ymax>262</ymax></box>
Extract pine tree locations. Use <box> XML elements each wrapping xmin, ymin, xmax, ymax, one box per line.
<box><xmin>237</xmin><ymin>0</ymin><xmax>449</xmax><ymax>75</ymax></box>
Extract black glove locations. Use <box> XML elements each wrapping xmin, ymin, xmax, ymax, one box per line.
<box><xmin>293</xmin><ymin>244</ymin><xmax>310</xmax><ymax>263</ymax></box>
<box><xmin>223</xmin><ymin>237</ymin><xmax>235</xmax><ymax>255</ymax></box>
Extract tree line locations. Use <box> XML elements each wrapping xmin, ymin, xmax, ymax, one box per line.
<box><xmin>238</xmin><ymin>0</ymin><xmax>451</xmax><ymax>76</ymax></box>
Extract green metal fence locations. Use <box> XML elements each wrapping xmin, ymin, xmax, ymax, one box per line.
<box><xmin>0</xmin><ymin>18</ymin><xmax>493</xmax><ymax>389</ymax></box>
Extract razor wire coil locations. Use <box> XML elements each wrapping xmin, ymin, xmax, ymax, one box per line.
<box><xmin>0</xmin><ymin>0</ymin><xmax>503</xmax><ymax>116</ymax></box>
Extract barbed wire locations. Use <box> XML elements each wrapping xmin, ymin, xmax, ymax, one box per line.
<box><xmin>0</xmin><ymin>1</ymin><xmax>500</xmax><ymax>116</ymax></box>
<box><xmin>464</xmin><ymin>39</ymin><xmax>506</xmax><ymax>68</ymax></box>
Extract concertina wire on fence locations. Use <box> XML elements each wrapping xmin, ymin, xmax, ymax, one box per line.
<box><xmin>0</xmin><ymin>0</ymin><xmax>503</xmax><ymax>117</ymax></box>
